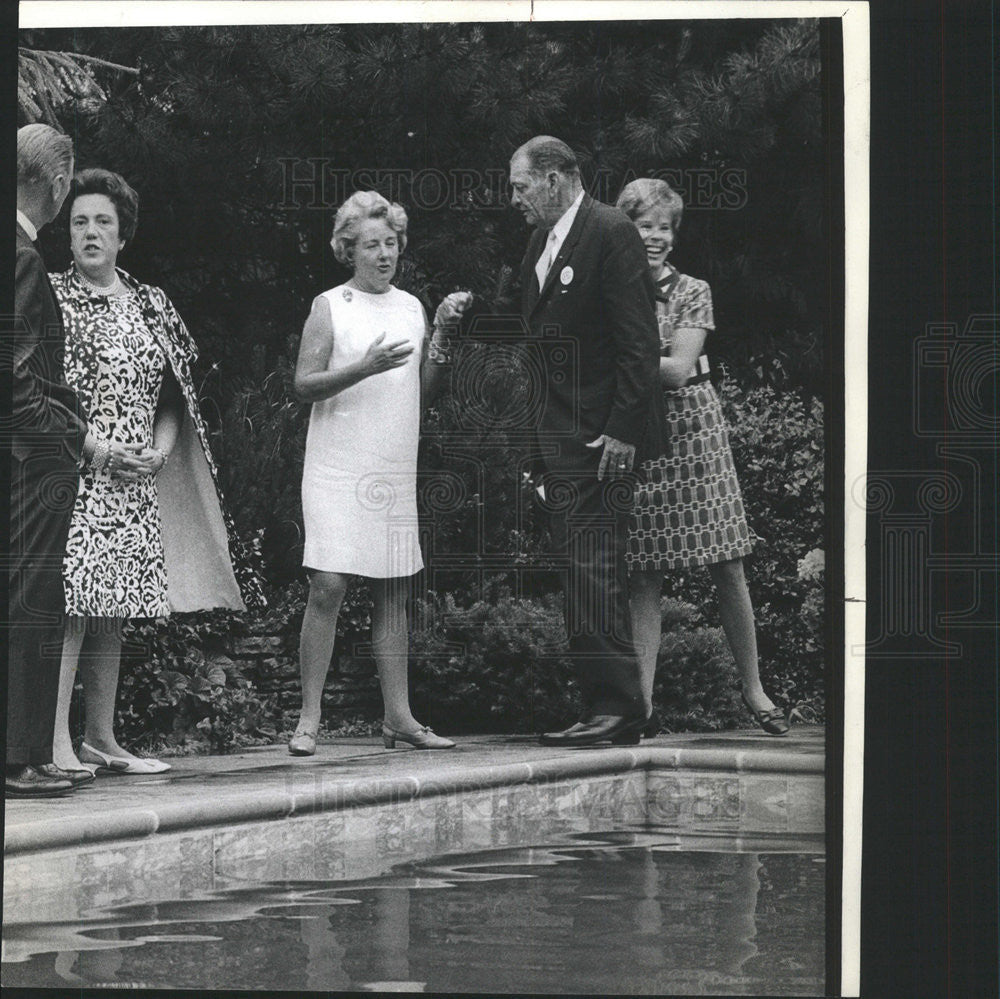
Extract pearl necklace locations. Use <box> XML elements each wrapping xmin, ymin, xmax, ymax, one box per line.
<box><xmin>76</xmin><ymin>267</ymin><xmax>124</xmax><ymax>297</ymax></box>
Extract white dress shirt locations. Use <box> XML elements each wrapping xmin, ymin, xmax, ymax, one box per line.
<box><xmin>535</xmin><ymin>189</ymin><xmax>584</xmax><ymax>288</ymax></box>
<box><xmin>16</xmin><ymin>209</ymin><xmax>38</xmax><ymax>242</ymax></box>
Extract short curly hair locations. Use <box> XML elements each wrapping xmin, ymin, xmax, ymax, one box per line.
<box><xmin>70</xmin><ymin>168</ymin><xmax>140</xmax><ymax>242</ymax></box>
<box><xmin>615</xmin><ymin>178</ymin><xmax>684</xmax><ymax>231</ymax></box>
<box><xmin>331</xmin><ymin>191</ymin><xmax>408</xmax><ymax>266</ymax></box>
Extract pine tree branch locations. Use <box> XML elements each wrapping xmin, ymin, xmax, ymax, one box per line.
<box><xmin>18</xmin><ymin>46</ymin><xmax>139</xmax><ymax>125</ymax></box>
<box><xmin>47</xmin><ymin>50</ymin><xmax>139</xmax><ymax>75</ymax></box>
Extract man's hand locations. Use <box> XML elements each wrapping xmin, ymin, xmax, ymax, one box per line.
<box><xmin>586</xmin><ymin>434</ymin><xmax>636</xmax><ymax>481</ymax></box>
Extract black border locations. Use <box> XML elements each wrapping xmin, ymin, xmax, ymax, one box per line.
<box><xmin>863</xmin><ymin>1</ymin><xmax>999</xmax><ymax>997</ymax></box>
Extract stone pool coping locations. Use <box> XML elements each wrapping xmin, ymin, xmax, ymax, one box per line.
<box><xmin>3</xmin><ymin>727</ymin><xmax>824</xmax><ymax>857</ymax></box>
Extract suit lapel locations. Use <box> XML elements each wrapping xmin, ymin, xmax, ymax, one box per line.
<box><xmin>18</xmin><ymin>223</ymin><xmax>63</xmax><ymax>326</ymax></box>
<box><xmin>530</xmin><ymin>195</ymin><xmax>593</xmax><ymax>317</ymax></box>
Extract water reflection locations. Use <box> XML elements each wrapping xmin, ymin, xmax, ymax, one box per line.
<box><xmin>3</xmin><ymin>832</ymin><xmax>824</xmax><ymax>995</ymax></box>
<box><xmin>300</xmin><ymin>909</ymin><xmax>348</xmax><ymax>991</ymax></box>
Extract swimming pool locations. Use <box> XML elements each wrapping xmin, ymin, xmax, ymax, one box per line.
<box><xmin>2</xmin><ymin>735</ymin><xmax>826</xmax><ymax>993</ymax></box>
<box><xmin>3</xmin><ymin>829</ymin><xmax>823</xmax><ymax>994</ymax></box>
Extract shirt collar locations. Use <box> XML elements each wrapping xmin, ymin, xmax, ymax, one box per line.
<box><xmin>656</xmin><ymin>262</ymin><xmax>679</xmax><ymax>287</ymax></box>
<box><xmin>549</xmin><ymin>189</ymin><xmax>585</xmax><ymax>245</ymax></box>
<box><xmin>16</xmin><ymin>210</ymin><xmax>38</xmax><ymax>242</ymax></box>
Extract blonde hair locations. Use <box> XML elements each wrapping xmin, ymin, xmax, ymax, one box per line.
<box><xmin>17</xmin><ymin>124</ymin><xmax>73</xmax><ymax>186</ymax></box>
<box><xmin>331</xmin><ymin>191</ymin><xmax>408</xmax><ymax>266</ymax></box>
<box><xmin>616</xmin><ymin>178</ymin><xmax>684</xmax><ymax>230</ymax></box>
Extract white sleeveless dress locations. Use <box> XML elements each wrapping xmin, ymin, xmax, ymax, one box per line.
<box><xmin>301</xmin><ymin>283</ymin><xmax>426</xmax><ymax>577</ymax></box>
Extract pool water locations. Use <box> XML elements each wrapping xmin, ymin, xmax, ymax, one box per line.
<box><xmin>2</xmin><ymin>829</ymin><xmax>824</xmax><ymax>995</ymax></box>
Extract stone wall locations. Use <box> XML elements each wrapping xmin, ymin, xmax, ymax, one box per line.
<box><xmin>228</xmin><ymin>631</ymin><xmax>381</xmax><ymax>722</ymax></box>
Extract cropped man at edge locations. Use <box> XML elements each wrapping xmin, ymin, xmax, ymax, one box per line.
<box><xmin>9</xmin><ymin>124</ymin><xmax>93</xmax><ymax>797</ymax></box>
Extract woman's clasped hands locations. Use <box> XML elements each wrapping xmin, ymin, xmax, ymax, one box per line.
<box><xmin>104</xmin><ymin>440</ymin><xmax>166</xmax><ymax>481</ymax></box>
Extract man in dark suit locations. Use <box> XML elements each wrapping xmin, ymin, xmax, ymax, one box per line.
<box><xmin>7</xmin><ymin>124</ymin><xmax>91</xmax><ymax>797</ymax></box>
<box><xmin>510</xmin><ymin>135</ymin><xmax>663</xmax><ymax>746</ymax></box>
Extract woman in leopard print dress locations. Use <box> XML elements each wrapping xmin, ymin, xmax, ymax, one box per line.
<box><xmin>49</xmin><ymin>169</ymin><xmax>264</xmax><ymax>776</ymax></box>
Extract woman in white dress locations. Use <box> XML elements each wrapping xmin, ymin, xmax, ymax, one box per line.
<box><xmin>289</xmin><ymin>191</ymin><xmax>470</xmax><ymax>755</ymax></box>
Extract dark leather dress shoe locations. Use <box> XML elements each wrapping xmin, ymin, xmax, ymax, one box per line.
<box><xmin>541</xmin><ymin>714</ymin><xmax>647</xmax><ymax>748</ymax></box>
<box><xmin>610</xmin><ymin>710</ymin><xmax>662</xmax><ymax>745</ymax></box>
<box><xmin>37</xmin><ymin>763</ymin><xmax>95</xmax><ymax>787</ymax></box>
<box><xmin>5</xmin><ymin>764</ymin><xmax>74</xmax><ymax>798</ymax></box>
<box><xmin>539</xmin><ymin>721</ymin><xmax>589</xmax><ymax>746</ymax></box>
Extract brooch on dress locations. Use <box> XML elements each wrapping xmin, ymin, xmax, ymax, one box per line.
<box><xmin>342</xmin><ymin>288</ymin><xmax>353</xmax><ymax>302</ymax></box>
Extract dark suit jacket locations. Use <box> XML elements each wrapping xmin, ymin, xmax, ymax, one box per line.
<box><xmin>519</xmin><ymin>195</ymin><xmax>664</xmax><ymax>465</ymax></box>
<box><xmin>12</xmin><ymin>223</ymin><xmax>88</xmax><ymax>463</ymax></box>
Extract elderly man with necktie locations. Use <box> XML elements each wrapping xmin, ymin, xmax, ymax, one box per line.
<box><xmin>509</xmin><ymin>135</ymin><xmax>665</xmax><ymax>747</ymax></box>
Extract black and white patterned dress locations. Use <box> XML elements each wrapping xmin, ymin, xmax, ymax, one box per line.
<box><xmin>57</xmin><ymin>273</ymin><xmax>169</xmax><ymax>617</ymax></box>
<box><xmin>627</xmin><ymin>266</ymin><xmax>753</xmax><ymax>571</ymax></box>
<box><xmin>51</xmin><ymin>267</ymin><xmax>266</xmax><ymax>618</ymax></box>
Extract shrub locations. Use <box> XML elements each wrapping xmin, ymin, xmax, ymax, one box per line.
<box><xmin>407</xmin><ymin>589</ymin><xmax>578</xmax><ymax>733</ymax></box>
<box><xmin>116</xmin><ymin>611</ymin><xmax>277</xmax><ymax>754</ymax></box>
<box><xmin>207</xmin><ymin>360</ymin><xmax>309</xmax><ymax>586</ymax></box>
<box><xmin>406</xmin><ymin>589</ymin><xmax>752</xmax><ymax>735</ymax></box>
<box><xmin>653</xmin><ymin>598</ymin><xmax>743</xmax><ymax>732</ymax></box>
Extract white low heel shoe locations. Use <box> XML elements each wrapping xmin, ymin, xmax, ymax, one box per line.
<box><xmin>381</xmin><ymin>724</ymin><xmax>455</xmax><ymax>750</ymax></box>
<box><xmin>79</xmin><ymin>742</ymin><xmax>171</xmax><ymax>774</ymax></box>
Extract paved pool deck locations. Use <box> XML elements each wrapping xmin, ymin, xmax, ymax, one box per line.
<box><xmin>4</xmin><ymin>726</ymin><xmax>824</xmax><ymax>857</ymax></box>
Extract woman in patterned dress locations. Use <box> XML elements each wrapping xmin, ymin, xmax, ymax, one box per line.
<box><xmin>288</xmin><ymin>191</ymin><xmax>470</xmax><ymax>756</ymax></box>
<box><xmin>618</xmin><ymin>178</ymin><xmax>788</xmax><ymax>736</ymax></box>
<box><xmin>49</xmin><ymin>169</ymin><xmax>265</xmax><ymax>775</ymax></box>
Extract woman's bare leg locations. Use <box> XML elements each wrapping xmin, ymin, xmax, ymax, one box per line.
<box><xmin>371</xmin><ymin>577</ymin><xmax>420</xmax><ymax>732</ymax></box>
<box><xmin>51</xmin><ymin>616</ymin><xmax>87</xmax><ymax>770</ymax></box>
<box><xmin>79</xmin><ymin>617</ymin><xmax>135</xmax><ymax>758</ymax></box>
<box><xmin>294</xmin><ymin>571</ymin><xmax>350</xmax><ymax>734</ymax></box>
<box><xmin>708</xmin><ymin>558</ymin><xmax>776</xmax><ymax>713</ymax></box>
<box><xmin>628</xmin><ymin>569</ymin><xmax>663</xmax><ymax>718</ymax></box>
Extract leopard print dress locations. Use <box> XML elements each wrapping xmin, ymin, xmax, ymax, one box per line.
<box><xmin>58</xmin><ymin>276</ymin><xmax>170</xmax><ymax>617</ymax></box>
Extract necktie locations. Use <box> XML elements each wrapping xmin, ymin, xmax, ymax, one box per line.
<box><xmin>535</xmin><ymin>229</ymin><xmax>558</xmax><ymax>289</ymax></box>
